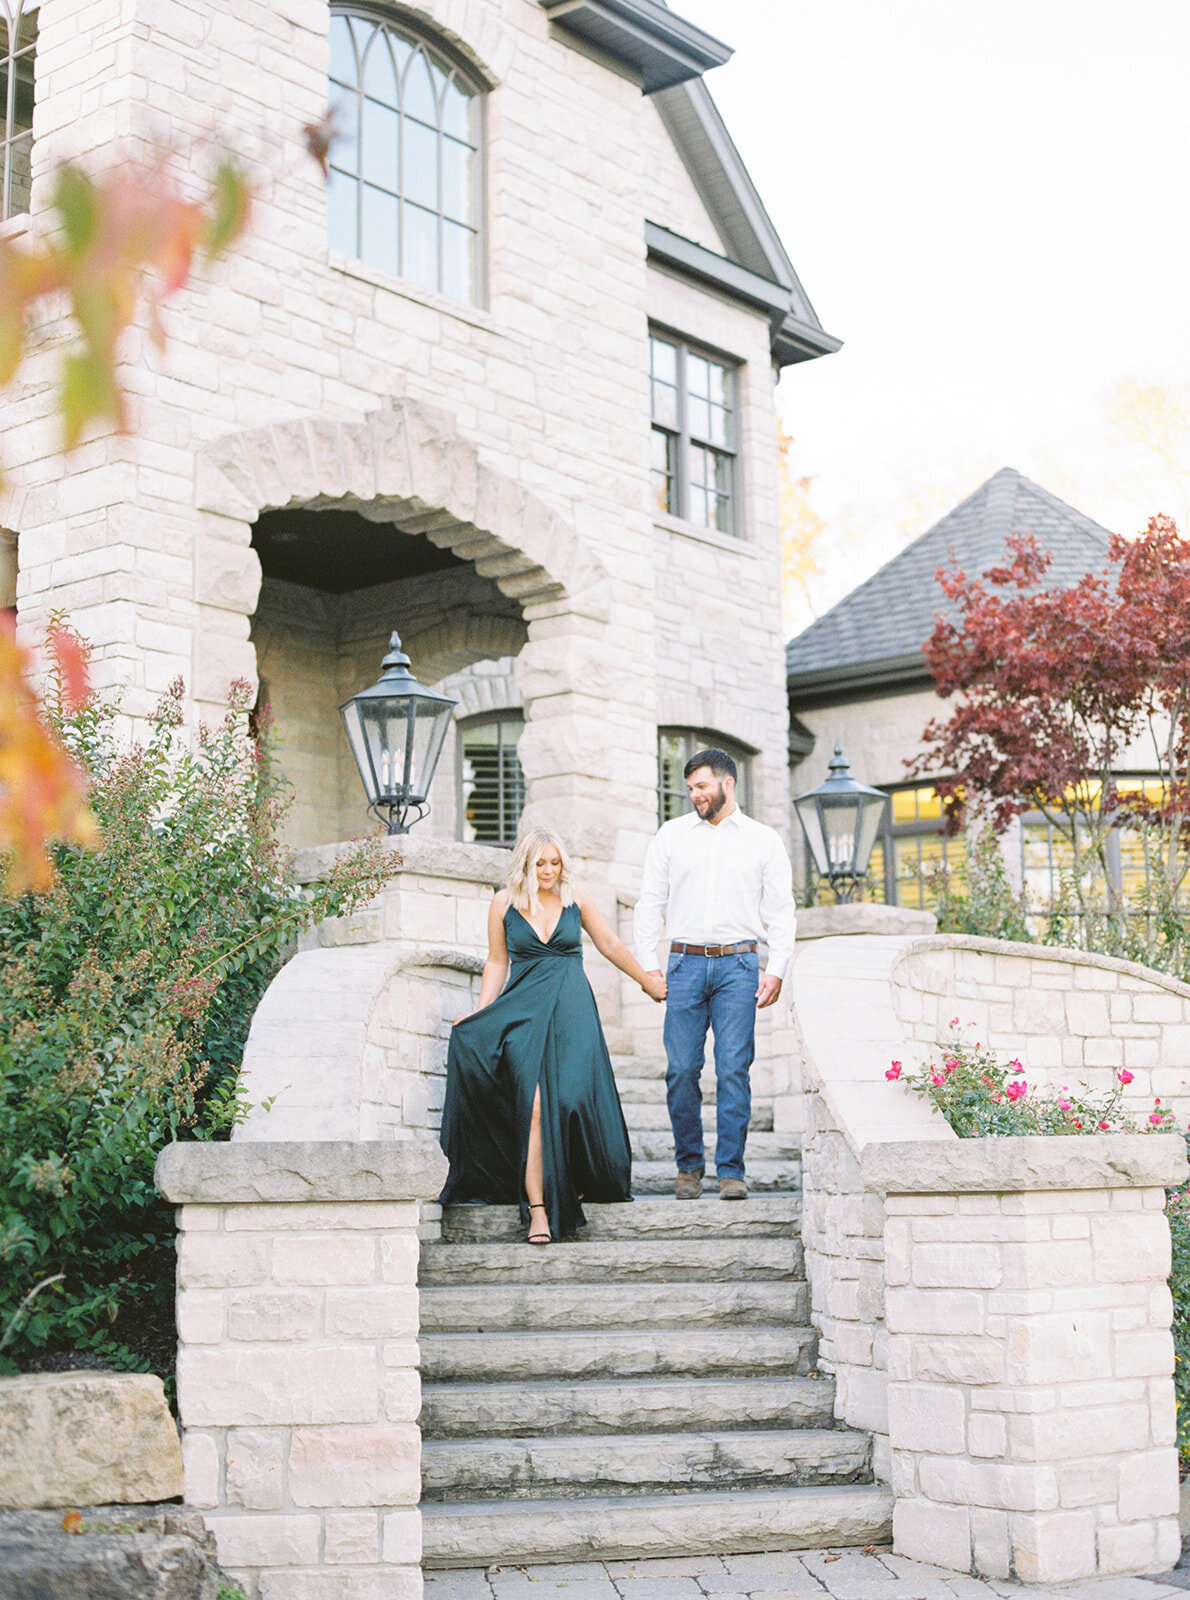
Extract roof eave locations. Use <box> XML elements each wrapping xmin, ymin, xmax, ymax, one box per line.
<box><xmin>787</xmin><ymin>652</ymin><xmax>935</xmax><ymax>709</ymax></box>
<box><xmin>646</xmin><ymin>222</ymin><xmax>842</xmax><ymax>367</ymax></box>
<box><xmin>540</xmin><ymin>0</ymin><xmax>732</xmax><ymax>94</ymax></box>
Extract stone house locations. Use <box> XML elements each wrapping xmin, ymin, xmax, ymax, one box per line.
<box><xmin>784</xmin><ymin>467</ymin><xmax>1165</xmax><ymax>910</ymax></box>
<box><xmin>1</xmin><ymin>0</ymin><xmax>839</xmax><ymax>927</ymax></box>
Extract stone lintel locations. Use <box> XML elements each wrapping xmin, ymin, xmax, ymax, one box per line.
<box><xmin>292</xmin><ymin>834</ymin><xmax>509</xmax><ymax>888</ymax></box>
<box><xmin>155</xmin><ymin>1139</ymin><xmax>448</xmax><ymax>1205</ymax></box>
<box><xmin>862</xmin><ymin>1132</ymin><xmax>1188</xmax><ymax>1195</ymax></box>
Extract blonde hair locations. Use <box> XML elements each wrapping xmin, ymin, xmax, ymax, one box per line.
<box><xmin>507</xmin><ymin>828</ymin><xmax>576</xmax><ymax>914</ymax></box>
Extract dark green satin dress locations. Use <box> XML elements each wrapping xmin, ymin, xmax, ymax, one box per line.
<box><xmin>438</xmin><ymin>901</ymin><xmax>632</xmax><ymax>1239</ymax></box>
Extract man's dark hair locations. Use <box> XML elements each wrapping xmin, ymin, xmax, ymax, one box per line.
<box><xmin>684</xmin><ymin>747</ymin><xmax>737</xmax><ymax>783</ymax></box>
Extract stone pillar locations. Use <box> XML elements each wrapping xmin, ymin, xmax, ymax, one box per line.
<box><xmin>866</xmin><ymin>1136</ymin><xmax>1186</xmax><ymax>1585</ymax></box>
<box><xmin>155</xmin><ymin>1139</ymin><xmax>447</xmax><ymax>1600</ymax></box>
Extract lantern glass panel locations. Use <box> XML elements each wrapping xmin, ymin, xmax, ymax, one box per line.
<box><xmin>855</xmin><ymin>794</ymin><xmax>887</xmax><ymax>877</ymax></box>
<box><xmin>408</xmin><ymin>696</ymin><xmax>452</xmax><ymax>802</ymax></box>
<box><xmin>794</xmin><ymin>794</ymin><xmax>828</xmax><ymax>876</ymax></box>
<box><xmin>821</xmin><ymin>797</ymin><xmax>861</xmax><ymax>875</ymax></box>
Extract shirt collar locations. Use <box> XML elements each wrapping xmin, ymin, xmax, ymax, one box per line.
<box><xmin>696</xmin><ymin>806</ymin><xmax>745</xmax><ymax>830</ymax></box>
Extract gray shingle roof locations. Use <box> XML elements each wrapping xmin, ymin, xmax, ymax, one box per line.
<box><xmin>785</xmin><ymin>468</ymin><xmax>1114</xmax><ymax>694</ymax></box>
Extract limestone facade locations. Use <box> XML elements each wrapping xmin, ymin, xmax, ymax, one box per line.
<box><xmin>4</xmin><ymin>0</ymin><xmax>832</xmax><ymax>908</ymax></box>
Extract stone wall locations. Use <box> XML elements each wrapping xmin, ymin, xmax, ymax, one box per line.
<box><xmin>156</xmin><ymin>1140</ymin><xmax>447</xmax><ymax>1600</ymax></box>
<box><xmin>235</xmin><ymin>838</ymin><xmax>503</xmax><ymax>1144</ymax></box>
<box><xmin>8</xmin><ymin>0</ymin><xmax>797</xmax><ymax>917</ymax></box>
<box><xmin>893</xmin><ymin>935</ymin><xmax>1190</xmax><ymax>1127</ymax></box>
<box><xmin>792</xmin><ymin>930</ymin><xmax>1189</xmax><ymax>1583</ymax></box>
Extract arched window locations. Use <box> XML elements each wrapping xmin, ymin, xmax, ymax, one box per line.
<box><xmin>0</xmin><ymin>1</ymin><xmax>35</xmax><ymax>221</ymax></box>
<box><xmin>328</xmin><ymin>8</ymin><xmax>481</xmax><ymax>304</ymax></box>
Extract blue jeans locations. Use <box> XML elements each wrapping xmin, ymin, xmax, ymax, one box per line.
<box><xmin>663</xmin><ymin>949</ymin><xmax>758</xmax><ymax>1180</ymax></box>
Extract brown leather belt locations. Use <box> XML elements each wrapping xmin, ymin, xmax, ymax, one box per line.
<box><xmin>670</xmin><ymin>941</ymin><xmax>758</xmax><ymax>958</ymax></box>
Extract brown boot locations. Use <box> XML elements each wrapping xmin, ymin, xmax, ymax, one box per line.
<box><xmin>719</xmin><ymin>1177</ymin><xmax>748</xmax><ymax>1201</ymax></box>
<box><xmin>674</xmin><ymin>1168</ymin><xmax>703</xmax><ymax>1200</ymax></box>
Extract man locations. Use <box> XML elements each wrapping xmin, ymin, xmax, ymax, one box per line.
<box><xmin>634</xmin><ymin>748</ymin><xmax>798</xmax><ymax>1201</ymax></box>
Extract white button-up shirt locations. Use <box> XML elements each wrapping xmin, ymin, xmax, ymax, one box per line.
<box><xmin>633</xmin><ymin>807</ymin><xmax>799</xmax><ymax>979</ymax></box>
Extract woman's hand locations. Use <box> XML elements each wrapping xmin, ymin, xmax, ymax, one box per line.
<box><xmin>641</xmin><ymin>971</ymin><xmax>667</xmax><ymax>1003</ymax></box>
<box><xmin>452</xmin><ymin>1011</ymin><xmax>475</xmax><ymax>1026</ymax></box>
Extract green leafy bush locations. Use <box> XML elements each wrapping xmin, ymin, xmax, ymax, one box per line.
<box><xmin>1168</xmin><ymin>1180</ymin><xmax>1190</xmax><ymax>1465</ymax></box>
<box><xmin>0</xmin><ymin>663</ymin><xmax>395</xmax><ymax>1375</ymax></box>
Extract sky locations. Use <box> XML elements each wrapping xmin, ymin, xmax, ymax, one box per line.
<box><xmin>669</xmin><ymin>0</ymin><xmax>1190</xmax><ymax>635</ymax></box>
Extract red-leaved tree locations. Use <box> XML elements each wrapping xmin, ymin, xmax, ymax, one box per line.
<box><xmin>911</xmin><ymin>515</ymin><xmax>1190</xmax><ymax>925</ymax></box>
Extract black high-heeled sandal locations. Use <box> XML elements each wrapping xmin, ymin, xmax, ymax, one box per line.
<box><xmin>527</xmin><ymin>1203</ymin><xmax>551</xmax><ymax>1245</ymax></box>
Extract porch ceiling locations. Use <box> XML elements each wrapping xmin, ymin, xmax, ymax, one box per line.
<box><xmin>254</xmin><ymin>507</ymin><xmax>465</xmax><ymax>593</ymax></box>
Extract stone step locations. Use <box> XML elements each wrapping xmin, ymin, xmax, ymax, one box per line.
<box><xmin>622</xmin><ymin>1101</ymin><xmax>776</xmax><ymax>1133</ymax></box>
<box><xmin>421</xmin><ymin>1426</ymin><xmax>869</xmax><ymax>1502</ymax></box>
<box><xmin>420</xmin><ymin>1482</ymin><xmax>895</xmax><ymax>1567</ymax></box>
<box><xmin>632</xmin><ymin>1159</ymin><xmax>801</xmax><ymax>1195</ymax></box>
<box><xmin>610</xmin><ymin>1056</ymin><xmax>667</xmax><ymax>1079</ymax></box>
<box><xmin>438</xmin><ymin>1193</ymin><xmax>800</xmax><ymax>1242</ymax></box>
<box><xmin>420</xmin><ymin>1325</ymin><xmax>817</xmax><ymax>1384</ymax></box>
<box><xmin>419</xmin><ymin>1236</ymin><xmax>803</xmax><ymax>1285</ymax></box>
<box><xmin>419</xmin><ymin>1280</ymin><xmax>807</xmax><ymax>1334</ymax></box>
<box><xmin>419</xmin><ymin>1373</ymin><xmax>836</xmax><ymax>1438</ymax></box>
<box><xmin>629</xmin><ymin>1131</ymin><xmax>799</xmax><ymax>1164</ymax></box>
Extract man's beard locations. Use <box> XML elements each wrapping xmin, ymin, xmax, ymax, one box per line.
<box><xmin>699</xmin><ymin>783</ymin><xmax>728</xmax><ymax>821</ymax></box>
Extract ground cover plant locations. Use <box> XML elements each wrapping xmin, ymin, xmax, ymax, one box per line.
<box><xmin>0</xmin><ymin>642</ymin><xmax>395</xmax><ymax>1376</ymax></box>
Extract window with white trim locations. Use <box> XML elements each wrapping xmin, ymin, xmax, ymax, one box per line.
<box><xmin>328</xmin><ymin>8</ymin><xmax>481</xmax><ymax>303</ymax></box>
<box><xmin>0</xmin><ymin>1</ymin><xmax>34</xmax><ymax>221</ymax></box>
<box><xmin>650</xmin><ymin>332</ymin><xmax>737</xmax><ymax>534</ymax></box>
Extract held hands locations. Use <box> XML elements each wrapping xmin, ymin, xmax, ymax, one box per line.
<box><xmin>756</xmin><ymin>974</ymin><xmax>783</xmax><ymax>1010</ymax></box>
<box><xmin>641</xmin><ymin>971</ymin><xmax>667</xmax><ymax>1003</ymax></box>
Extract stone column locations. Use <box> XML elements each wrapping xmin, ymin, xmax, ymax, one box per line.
<box><xmin>866</xmin><ymin>1136</ymin><xmax>1186</xmax><ymax>1585</ymax></box>
<box><xmin>155</xmin><ymin>1139</ymin><xmax>447</xmax><ymax>1600</ymax></box>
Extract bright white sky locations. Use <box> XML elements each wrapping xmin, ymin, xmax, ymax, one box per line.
<box><xmin>670</xmin><ymin>0</ymin><xmax>1190</xmax><ymax>635</ymax></box>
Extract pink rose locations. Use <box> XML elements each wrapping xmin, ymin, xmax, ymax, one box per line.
<box><xmin>930</xmin><ymin>1072</ymin><xmax>945</xmax><ymax>1087</ymax></box>
<box><xmin>1118</xmin><ymin>1070</ymin><xmax>1134</xmax><ymax>1085</ymax></box>
<box><xmin>1006</xmin><ymin>1080</ymin><xmax>1028</xmax><ymax>1102</ymax></box>
<box><xmin>886</xmin><ymin>1063</ymin><xmax>902</xmax><ymax>1081</ymax></box>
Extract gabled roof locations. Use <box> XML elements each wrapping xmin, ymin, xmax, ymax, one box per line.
<box><xmin>541</xmin><ymin>1</ymin><xmax>841</xmax><ymax>366</ymax></box>
<box><xmin>786</xmin><ymin>468</ymin><xmax>1114</xmax><ymax>705</ymax></box>
<box><xmin>648</xmin><ymin>80</ymin><xmax>840</xmax><ymax>365</ymax></box>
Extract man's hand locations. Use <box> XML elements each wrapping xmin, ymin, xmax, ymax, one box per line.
<box><xmin>756</xmin><ymin>974</ymin><xmax>783</xmax><ymax>1010</ymax></box>
<box><xmin>642</xmin><ymin>970</ymin><xmax>667</xmax><ymax>1003</ymax></box>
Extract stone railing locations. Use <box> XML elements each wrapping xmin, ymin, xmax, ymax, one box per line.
<box><xmin>894</xmin><ymin>934</ymin><xmax>1190</xmax><ymax>1126</ymax></box>
<box><xmin>793</xmin><ymin>932</ymin><xmax>1188</xmax><ymax>1584</ymax></box>
<box><xmin>235</xmin><ymin>838</ymin><xmax>505</xmax><ymax>1142</ymax></box>
<box><xmin>155</xmin><ymin>1139</ymin><xmax>446</xmax><ymax>1600</ymax></box>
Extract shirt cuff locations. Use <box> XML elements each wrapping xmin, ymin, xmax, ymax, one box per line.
<box><xmin>636</xmin><ymin>946</ymin><xmax>663</xmax><ymax>971</ymax></box>
<box><xmin>764</xmin><ymin>956</ymin><xmax>790</xmax><ymax>981</ymax></box>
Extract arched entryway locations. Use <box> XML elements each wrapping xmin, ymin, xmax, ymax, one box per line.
<box><xmin>190</xmin><ymin>398</ymin><xmax>641</xmax><ymax>869</ymax></box>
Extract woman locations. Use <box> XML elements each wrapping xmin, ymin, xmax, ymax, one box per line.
<box><xmin>439</xmin><ymin>828</ymin><xmax>667</xmax><ymax>1243</ymax></box>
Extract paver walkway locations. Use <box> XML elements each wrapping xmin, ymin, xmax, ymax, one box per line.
<box><xmin>424</xmin><ymin>1548</ymin><xmax>1187</xmax><ymax>1600</ymax></box>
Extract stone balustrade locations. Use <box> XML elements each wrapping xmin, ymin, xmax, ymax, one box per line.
<box><xmin>793</xmin><ymin>932</ymin><xmax>1189</xmax><ymax>1584</ymax></box>
<box><xmin>155</xmin><ymin>1139</ymin><xmax>447</xmax><ymax>1600</ymax></box>
<box><xmin>894</xmin><ymin>934</ymin><xmax>1190</xmax><ymax>1126</ymax></box>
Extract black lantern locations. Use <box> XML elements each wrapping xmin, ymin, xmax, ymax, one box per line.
<box><xmin>794</xmin><ymin>742</ymin><xmax>888</xmax><ymax>903</ymax></box>
<box><xmin>339</xmin><ymin>631</ymin><xmax>458</xmax><ymax>834</ymax></box>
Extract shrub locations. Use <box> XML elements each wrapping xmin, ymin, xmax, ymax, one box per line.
<box><xmin>887</xmin><ymin>1028</ymin><xmax>1169</xmax><ymax>1138</ymax></box>
<box><xmin>0</xmin><ymin>661</ymin><xmax>396</xmax><ymax>1375</ymax></box>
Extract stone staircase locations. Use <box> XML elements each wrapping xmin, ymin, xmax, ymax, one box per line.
<box><xmin>418</xmin><ymin>1054</ymin><xmax>892</xmax><ymax>1567</ymax></box>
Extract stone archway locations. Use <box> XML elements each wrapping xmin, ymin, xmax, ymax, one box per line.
<box><xmin>191</xmin><ymin>396</ymin><xmax>636</xmax><ymax>863</ymax></box>
<box><xmin>193</xmin><ymin>395</ymin><xmax>609</xmax><ymax>684</ymax></box>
